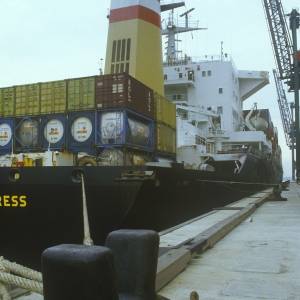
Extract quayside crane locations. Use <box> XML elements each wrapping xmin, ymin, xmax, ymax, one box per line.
<box><xmin>262</xmin><ymin>0</ymin><xmax>300</xmax><ymax>180</ymax></box>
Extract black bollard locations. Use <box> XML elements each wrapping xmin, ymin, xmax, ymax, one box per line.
<box><xmin>105</xmin><ymin>229</ymin><xmax>159</xmax><ymax>300</ymax></box>
<box><xmin>42</xmin><ymin>244</ymin><xmax>118</xmax><ymax>300</ymax></box>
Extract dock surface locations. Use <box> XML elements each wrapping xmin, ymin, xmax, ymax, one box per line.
<box><xmin>158</xmin><ymin>182</ymin><xmax>300</xmax><ymax>299</ymax></box>
<box><xmin>11</xmin><ymin>183</ymin><xmax>300</xmax><ymax>299</ymax></box>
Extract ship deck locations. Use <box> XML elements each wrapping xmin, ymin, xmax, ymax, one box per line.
<box><xmin>10</xmin><ymin>182</ymin><xmax>300</xmax><ymax>299</ymax></box>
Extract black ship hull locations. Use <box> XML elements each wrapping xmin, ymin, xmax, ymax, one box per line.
<box><xmin>0</xmin><ymin>148</ymin><xmax>282</xmax><ymax>271</ymax></box>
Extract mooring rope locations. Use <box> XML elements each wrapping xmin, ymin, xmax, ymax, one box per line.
<box><xmin>81</xmin><ymin>174</ymin><xmax>94</xmax><ymax>246</ymax></box>
<box><xmin>0</xmin><ymin>256</ymin><xmax>43</xmax><ymax>299</ymax></box>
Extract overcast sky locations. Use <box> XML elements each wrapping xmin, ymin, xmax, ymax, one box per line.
<box><xmin>0</xmin><ymin>0</ymin><xmax>299</xmax><ymax>178</ymax></box>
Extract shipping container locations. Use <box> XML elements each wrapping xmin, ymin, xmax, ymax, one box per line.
<box><xmin>153</xmin><ymin>152</ymin><xmax>176</xmax><ymax>163</ymax></box>
<box><xmin>40</xmin><ymin>80</ymin><xmax>67</xmax><ymax>114</ymax></box>
<box><xmin>154</xmin><ymin>93</ymin><xmax>176</xmax><ymax>128</ymax></box>
<box><xmin>154</xmin><ymin>121</ymin><xmax>176</xmax><ymax>154</ymax></box>
<box><xmin>0</xmin><ymin>118</ymin><xmax>14</xmax><ymax>151</ymax></box>
<box><xmin>0</xmin><ymin>87</ymin><xmax>15</xmax><ymax>117</ymax></box>
<box><xmin>68</xmin><ymin>111</ymin><xmax>95</xmax><ymax>147</ymax></box>
<box><xmin>68</xmin><ymin>146</ymin><xmax>95</xmax><ymax>157</ymax></box>
<box><xmin>96</xmin><ymin>146</ymin><xmax>153</xmax><ymax>166</ymax></box>
<box><xmin>95</xmin><ymin>73</ymin><xmax>154</xmax><ymax>119</ymax></box>
<box><xmin>96</xmin><ymin>109</ymin><xmax>154</xmax><ymax>149</ymax></box>
<box><xmin>40</xmin><ymin>114</ymin><xmax>68</xmax><ymax>150</ymax></box>
<box><xmin>67</xmin><ymin>77</ymin><xmax>95</xmax><ymax>111</ymax></box>
<box><xmin>15</xmin><ymin>84</ymin><xmax>40</xmax><ymax>116</ymax></box>
<box><xmin>14</xmin><ymin>116</ymin><xmax>40</xmax><ymax>151</ymax></box>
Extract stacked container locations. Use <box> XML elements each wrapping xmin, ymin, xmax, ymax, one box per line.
<box><xmin>40</xmin><ymin>114</ymin><xmax>68</xmax><ymax>150</ymax></box>
<box><xmin>153</xmin><ymin>92</ymin><xmax>176</xmax><ymax>162</ymax></box>
<box><xmin>14</xmin><ymin>116</ymin><xmax>40</xmax><ymax>152</ymax></box>
<box><xmin>0</xmin><ymin>87</ymin><xmax>14</xmax><ymax>117</ymax></box>
<box><xmin>67</xmin><ymin>110</ymin><xmax>95</xmax><ymax>155</ymax></box>
<box><xmin>68</xmin><ymin>76</ymin><xmax>95</xmax><ymax>111</ymax></box>
<box><xmin>0</xmin><ymin>72</ymin><xmax>178</xmax><ymax>163</ymax></box>
<box><xmin>95</xmin><ymin>73</ymin><xmax>154</xmax><ymax>118</ymax></box>
<box><xmin>15</xmin><ymin>84</ymin><xmax>40</xmax><ymax>116</ymax></box>
<box><xmin>40</xmin><ymin>80</ymin><xmax>67</xmax><ymax>114</ymax></box>
<box><xmin>95</xmin><ymin>73</ymin><xmax>155</xmax><ymax>166</ymax></box>
<box><xmin>0</xmin><ymin>118</ymin><xmax>14</xmax><ymax>154</ymax></box>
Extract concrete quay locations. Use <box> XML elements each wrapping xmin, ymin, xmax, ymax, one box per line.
<box><xmin>158</xmin><ymin>183</ymin><xmax>300</xmax><ymax>299</ymax></box>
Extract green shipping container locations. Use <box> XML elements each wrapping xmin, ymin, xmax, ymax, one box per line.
<box><xmin>155</xmin><ymin>121</ymin><xmax>176</xmax><ymax>154</ymax></box>
<box><xmin>15</xmin><ymin>84</ymin><xmax>40</xmax><ymax>116</ymax></box>
<box><xmin>0</xmin><ymin>87</ymin><xmax>15</xmax><ymax>117</ymax></box>
<box><xmin>41</xmin><ymin>80</ymin><xmax>67</xmax><ymax>114</ymax></box>
<box><xmin>67</xmin><ymin>76</ymin><xmax>95</xmax><ymax>111</ymax></box>
<box><xmin>154</xmin><ymin>93</ymin><xmax>176</xmax><ymax>128</ymax></box>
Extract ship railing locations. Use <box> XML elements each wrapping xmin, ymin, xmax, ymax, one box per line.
<box><xmin>183</xmin><ymin>135</ymin><xmax>215</xmax><ymax>154</ymax></box>
<box><xmin>165</xmin><ymin>94</ymin><xmax>188</xmax><ymax>103</ymax></box>
<box><xmin>163</xmin><ymin>54</ymin><xmax>237</xmax><ymax>73</ymax></box>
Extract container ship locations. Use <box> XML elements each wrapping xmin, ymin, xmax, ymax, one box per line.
<box><xmin>0</xmin><ymin>0</ymin><xmax>283</xmax><ymax>271</ymax></box>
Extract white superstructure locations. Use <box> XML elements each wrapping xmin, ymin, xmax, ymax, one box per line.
<box><xmin>162</xmin><ymin>8</ymin><xmax>274</xmax><ymax>166</ymax></box>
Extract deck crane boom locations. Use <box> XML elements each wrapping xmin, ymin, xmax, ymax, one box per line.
<box><xmin>273</xmin><ymin>68</ymin><xmax>293</xmax><ymax>147</ymax></box>
<box><xmin>262</xmin><ymin>0</ymin><xmax>300</xmax><ymax>180</ymax></box>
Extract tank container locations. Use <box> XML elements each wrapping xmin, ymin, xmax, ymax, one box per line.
<box><xmin>96</xmin><ymin>109</ymin><xmax>154</xmax><ymax>149</ymax></box>
<box><xmin>95</xmin><ymin>73</ymin><xmax>154</xmax><ymax>119</ymax></box>
<box><xmin>0</xmin><ymin>118</ymin><xmax>14</xmax><ymax>151</ymax></box>
<box><xmin>0</xmin><ymin>87</ymin><xmax>15</xmax><ymax>117</ymax></box>
<box><xmin>68</xmin><ymin>146</ymin><xmax>95</xmax><ymax>157</ymax></box>
<box><xmin>68</xmin><ymin>111</ymin><xmax>95</xmax><ymax>147</ymax></box>
<box><xmin>96</xmin><ymin>146</ymin><xmax>152</xmax><ymax>166</ymax></box>
<box><xmin>40</xmin><ymin>114</ymin><xmax>68</xmax><ymax>149</ymax></box>
<box><xmin>154</xmin><ymin>93</ymin><xmax>176</xmax><ymax>128</ymax></box>
<box><xmin>14</xmin><ymin>116</ymin><xmax>39</xmax><ymax>150</ymax></box>
<box><xmin>40</xmin><ymin>80</ymin><xmax>67</xmax><ymax>114</ymax></box>
<box><xmin>154</xmin><ymin>121</ymin><xmax>176</xmax><ymax>154</ymax></box>
<box><xmin>67</xmin><ymin>76</ymin><xmax>95</xmax><ymax>111</ymax></box>
<box><xmin>15</xmin><ymin>84</ymin><xmax>40</xmax><ymax>116</ymax></box>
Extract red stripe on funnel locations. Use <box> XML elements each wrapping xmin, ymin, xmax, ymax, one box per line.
<box><xmin>110</xmin><ymin>5</ymin><xmax>161</xmax><ymax>28</ymax></box>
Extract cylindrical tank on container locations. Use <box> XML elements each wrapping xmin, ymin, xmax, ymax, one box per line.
<box><xmin>40</xmin><ymin>114</ymin><xmax>67</xmax><ymax>149</ymax></box>
<box><xmin>68</xmin><ymin>111</ymin><xmax>95</xmax><ymax>147</ymax></box>
<box><xmin>0</xmin><ymin>118</ymin><xmax>14</xmax><ymax>151</ymax></box>
<box><xmin>97</xmin><ymin>146</ymin><xmax>149</xmax><ymax>166</ymax></box>
<box><xmin>15</xmin><ymin>117</ymin><xmax>39</xmax><ymax>149</ymax></box>
<box><xmin>68</xmin><ymin>146</ymin><xmax>95</xmax><ymax>157</ymax></box>
<box><xmin>96</xmin><ymin>109</ymin><xmax>153</xmax><ymax>148</ymax></box>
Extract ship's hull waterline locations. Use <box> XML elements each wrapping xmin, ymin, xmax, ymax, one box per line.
<box><xmin>0</xmin><ymin>149</ymin><xmax>278</xmax><ymax>271</ymax></box>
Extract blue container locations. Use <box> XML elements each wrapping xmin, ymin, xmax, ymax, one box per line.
<box><xmin>68</xmin><ymin>146</ymin><xmax>95</xmax><ymax>156</ymax></box>
<box><xmin>154</xmin><ymin>151</ymin><xmax>176</xmax><ymax>162</ymax></box>
<box><xmin>68</xmin><ymin>111</ymin><xmax>95</xmax><ymax>147</ymax></box>
<box><xmin>96</xmin><ymin>145</ymin><xmax>154</xmax><ymax>166</ymax></box>
<box><xmin>0</xmin><ymin>117</ymin><xmax>14</xmax><ymax>152</ymax></box>
<box><xmin>40</xmin><ymin>114</ymin><xmax>68</xmax><ymax>150</ymax></box>
<box><xmin>96</xmin><ymin>109</ymin><xmax>154</xmax><ymax>150</ymax></box>
<box><xmin>14</xmin><ymin>116</ymin><xmax>40</xmax><ymax>150</ymax></box>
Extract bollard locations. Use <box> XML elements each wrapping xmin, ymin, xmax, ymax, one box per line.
<box><xmin>105</xmin><ymin>229</ymin><xmax>159</xmax><ymax>300</ymax></box>
<box><xmin>42</xmin><ymin>244</ymin><xmax>118</xmax><ymax>300</ymax></box>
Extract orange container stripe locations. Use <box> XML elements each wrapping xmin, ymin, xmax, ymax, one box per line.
<box><xmin>110</xmin><ymin>5</ymin><xmax>161</xmax><ymax>28</ymax></box>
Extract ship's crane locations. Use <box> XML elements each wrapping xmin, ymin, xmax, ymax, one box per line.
<box><xmin>262</xmin><ymin>0</ymin><xmax>300</xmax><ymax>180</ymax></box>
<box><xmin>273</xmin><ymin>68</ymin><xmax>293</xmax><ymax>147</ymax></box>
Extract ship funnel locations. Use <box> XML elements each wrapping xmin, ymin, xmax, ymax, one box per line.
<box><xmin>105</xmin><ymin>0</ymin><xmax>164</xmax><ymax>95</ymax></box>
